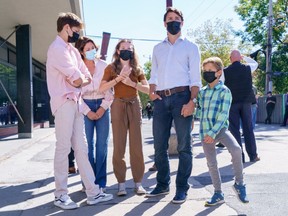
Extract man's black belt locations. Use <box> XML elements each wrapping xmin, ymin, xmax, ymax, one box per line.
<box><xmin>156</xmin><ymin>86</ymin><xmax>190</xmax><ymax>97</ymax></box>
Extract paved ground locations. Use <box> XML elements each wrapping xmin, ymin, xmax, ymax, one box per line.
<box><xmin>0</xmin><ymin>119</ymin><xmax>287</xmax><ymax>216</ymax></box>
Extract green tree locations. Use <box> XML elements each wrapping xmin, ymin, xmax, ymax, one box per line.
<box><xmin>187</xmin><ymin>18</ymin><xmax>253</xmax><ymax>88</ymax></box>
<box><xmin>188</xmin><ymin>18</ymin><xmax>236</xmax><ymax>67</ymax></box>
<box><xmin>187</xmin><ymin>18</ymin><xmax>253</xmax><ymax>66</ymax></box>
<box><xmin>235</xmin><ymin>0</ymin><xmax>288</xmax><ymax>47</ymax></box>
<box><xmin>138</xmin><ymin>61</ymin><xmax>151</xmax><ymax>109</ymax></box>
<box><xmin>235</xmin><ymin>0</ymin><xmax>288</xmax><ymax>94</ymax></box>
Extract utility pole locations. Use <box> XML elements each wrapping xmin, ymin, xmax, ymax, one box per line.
<box><xmin>100</xmin><ymin>32</ymin><xmax>111</xmax><ymax>61</ymax></box>
<box><xmin>166</xmin><ymin>0</ymin><xmax>172</xmax><ymax>8</ymax></box>
<box><xmin>265</xmin><ymin>0</ymin><xmax>273</xmax><ymax>93</ymax></box>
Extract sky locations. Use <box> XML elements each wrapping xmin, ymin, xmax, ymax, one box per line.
<box><xmin>82</xmin><ymin>0</ymin><xmax>245</xmax><ymax>66</ymax></box>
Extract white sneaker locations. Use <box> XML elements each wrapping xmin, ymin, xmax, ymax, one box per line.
<box><xmin>87</xmin><ymin>192</ymin><xmax>113</xmax><ymax>205</ymax></box>
<box><xmin>117</xmin><ymin>189</ymin><xmax>127</xmax><ymax>196</ymax></box>
<box><xmin>135</xmin><ymin>185</ymin><xmax>146</xmax><ymax>195</ymax></box>
<box><xmin>54</xmin><ymin>194</ymin><xmax>78</xmax><ymax>210</ymax></box>
<box><xmin>117</xmin><ymin>183</ymin><xmax>127</xmax><ymax>196</ymax></box>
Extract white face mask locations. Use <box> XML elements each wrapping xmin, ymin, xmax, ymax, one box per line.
<box><xmin>85</xmin><ymin>49</ymin><xmax>97</xmax><ymax>60</ymax></box>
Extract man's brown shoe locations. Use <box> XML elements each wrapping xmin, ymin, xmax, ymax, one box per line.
<box><xmin>148</xmin><ymin>164</ymin><xmax>157</xmax><ymax>172</ymax></box>
<box><xmin>250</xmin><ymin>156</ymin><xmax>260</xmax><ymax>162</ymax></box>
<box><xmin>68</xmin><ymin>167</ymin><xmax>76</xmax><ymax>174</ymax></box>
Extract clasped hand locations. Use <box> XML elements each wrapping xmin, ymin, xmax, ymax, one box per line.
<box><xmin>181</xmin><ymin>100</ymin><xmax>195</xmax><ymax>117</ymax></box>
<box><xmin>87</xmin><ymin>107</ymin><xmax>105</xmax><ymax>120</ymax></box>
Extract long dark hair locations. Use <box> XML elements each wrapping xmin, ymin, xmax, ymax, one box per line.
<box><xmin>111</xmin><ymin>39</ymin><xmax>142</xmax><ymax>76</ymax></box>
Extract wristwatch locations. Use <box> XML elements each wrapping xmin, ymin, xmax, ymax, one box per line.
<box><xmin>191</xmin><ymin>98</ymin><xmax>198</xmax><ymax>104</ymax></box>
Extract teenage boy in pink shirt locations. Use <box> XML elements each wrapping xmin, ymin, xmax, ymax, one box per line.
<box><xmin>46</xmin><ymin>12</ymin><xmax>112</xmax><ymax>210</ymax></box>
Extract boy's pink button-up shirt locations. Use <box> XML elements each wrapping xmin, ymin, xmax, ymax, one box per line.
<box><xmin>46</xmin><ymin>36</ymin><xmax>91</xmax><ymax>115</ymax></box>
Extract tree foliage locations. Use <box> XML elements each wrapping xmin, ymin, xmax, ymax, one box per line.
<box><xmin>188</xmin><ymin>18</ymin><xmax>238</xmax><ymax>67</ymax></box>
<box><xmin>235</xmin><ymin>0</ymin><xmax>288</xmax><ymax>47</ymax></box>
<box><xmin>138</xmin><ymin>61</ymin><xmax>151</xmax><ymax>109</ymax></box>
<box><xmin>235</xmin><ymin>0</ymin><xmax>288</xmax><ymax>94</ymax></box>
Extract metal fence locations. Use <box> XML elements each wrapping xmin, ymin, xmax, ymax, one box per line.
<box><xmin>257</xmin><ymin>94</ymin><xmax>285</xmax><ymax>124</ymax></box>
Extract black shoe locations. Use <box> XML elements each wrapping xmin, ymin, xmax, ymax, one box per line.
<box><xmin>280</xmin><ymin>124</ymin><xmax>286</xmax><ymax>127</ymax></box>
<box><xmin>145</xmin><ymin>187</ymin><xmax>169</xmax><ymax>197</ymax></box>
<box><xmin>216</xmin><ymin>143</ymin><xmax>225</xmax><ymax>148</ymax></box>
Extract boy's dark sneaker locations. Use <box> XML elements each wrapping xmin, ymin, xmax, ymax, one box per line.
<box><xmin>233</xmin><ymin>183</ymin><xmax>249</xmax><ymax>203</ymax></box>
<box><xmin>172</xmin><ymin>192</ymin><xmax>187</xmax><ymax>204</ymax></box>
<box><xmin>216</xmin><ymin>142</ymin><xmax>225</xmax><ymax>148</ymax></box>
<box><xmin>205</xmin><ymin>192</ymin><xmax>224</xmax><ymax>206</ymax></box>
<box><xmin>145</xmin><ymin>186</ymin><xmax>169</xmax><ymax>197</ymax></box>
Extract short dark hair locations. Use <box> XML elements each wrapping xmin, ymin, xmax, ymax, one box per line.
<box><xmin>57</xmin><ymin>12</ymin><xmax>84</xmax><ymax>32</ymax></box>
<box><xmin>163</xmin><ymin>7</ymin><xmax>184</xmax><ymax>22</ymax></box>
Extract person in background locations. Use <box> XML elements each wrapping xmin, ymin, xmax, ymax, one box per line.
<box><xmin>68</xmin><ymin>148</ymin><xmax>76</xmax><ymax>174</ymax></box>
<box><xmin>46</xmin><ymin>12</ymin><xmax>112</xmax><ymax>210</ymax></box>
<box><xmin>99</xmin><ymin>39</ymin><xmax>149</xmax><ymax>196</ymax></box>
<box><xmin>197</xmin><ymin>56</ymin><xmax>248</xmax><ymax>206</ymax></box>
<box><xmin>280</xmin><ymin>92</ymin><xmax>288</xmax><ymax>127</ymax></box>
<box><xmin>75</xmin><ymin>36</ymin><xmax>113</xmax><ymax>192</ymax></box>
<box><xmin>146</xmin><ymin>7</ymin><xmax>201</xmax><ymax>204</ymax></box>
<box><xmin>265</xmin><ymin>91</ymin><xmax>276</xmax><ymax>124</ymax></box>
<box><xmin>224</xmin><ymin>50</ymin><xmax>260</xmax><ymax>163</ymax></box>
<box><xmin>145</xmin><ymin>102</ymin><xmax>153</xmax><ymax>120</ymax></box>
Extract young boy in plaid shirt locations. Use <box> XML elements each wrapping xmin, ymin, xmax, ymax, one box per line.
<box><xmin>196</xmin><ymin>57</ymin><xmax>249</xmax><ymax>206</ymax></box>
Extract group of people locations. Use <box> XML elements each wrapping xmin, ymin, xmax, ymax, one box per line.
<box><xmin>0</xmin><ymin>102</ymin><xmax>17</xmax><ymax>125</ymax></box>
<box><xmin>47</xmin><ymin>7</ymin><xmax>260</xmax><ymax>210</ymax></box>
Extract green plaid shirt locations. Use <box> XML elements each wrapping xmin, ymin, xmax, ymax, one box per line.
<box><xmin>196</xmin><ymin>81</ymin><xmax>232</xmax><ymax>140</ymax></box>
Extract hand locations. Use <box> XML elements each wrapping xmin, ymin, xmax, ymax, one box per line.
<box><xmin>149</xmin><ymin>92</ymin><xmax>161</xmax><ymax>101</ymax></box>
<box><xmin>119</xmin><ymin>65</ymin><xmax>131</xmax><ymax>79</ymax></box>
<box><xmin>81</xmin><ymin>77</ymin><xmax>92</xmax><ymax>88</ymax></box>
<box><xmin>181</xmin><ymin>100</ymin><xmax>195</xmax><ymax>117</ymax></box>
<box><xmin>95</xmin><ymin>107</ymin><xmax>105</xmax><ymax>119</ymax></box>
<box><xmin>203</xmin><ymin>135</ymin><xmax>214</xmax><ymax>144</ymax></box>
<box><xmin>121</xmin><ymin>76</ymin><xmax>134</xmax><ymax>87</ymax></box>
<box><xmin>66</xmin><ymin>76</ymin><xmax>83</xmax><ymax>88</ymax></box>
<box><xmin>87</xmin><ymin>111</ymin><xmax>98</xmax><ymax>120</ymax></box>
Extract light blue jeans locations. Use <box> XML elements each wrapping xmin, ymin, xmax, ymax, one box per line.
<box><xmin>83</xmin><ymin>99</ymin><xmax>110</xmax><ymax>188</ymax></box>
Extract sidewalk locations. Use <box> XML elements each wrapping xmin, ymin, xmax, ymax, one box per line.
<box><xmin>0</xmin><ymin>119</ymin><xmax>287</xmax><ymax>216</ymax></box>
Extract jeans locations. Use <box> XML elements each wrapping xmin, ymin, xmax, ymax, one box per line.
<box><xmin>153</xmin><ymin>89</ymin><xmax>192</xmax><ymax>193</ymax></box>
<box><xmin>251</xmin><ymin>104</ymin><xmax>257</xmax><ymax>129</ymax></box>
<box><xmin>84</xmin><ymin>99</ymin><xmax>110</xmax><ymax>188</ymax></box>
<box><xmin>229</xmin><ymin>102</ymin><xmax>258</xmax><ymax>161</ymax></box>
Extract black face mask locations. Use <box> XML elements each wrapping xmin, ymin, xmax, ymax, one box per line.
<box><xmin>203</xmin><ymin>71</ymin><xmax>217</xmax><ymax>83</ymax></box>
<box><xmin>119</xmin><ymin>50</ymin><xmax>133</xmax><ymax>61</ymax></box>
<box><xmin>67</xmin><ymin>30</ymin><xmax>80</xmax><ymax>43</ymax></box>
<box><xmin>166</xmin><ymin>21</ymin><xmax>181</xmax><ymax>35</ymax></box>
